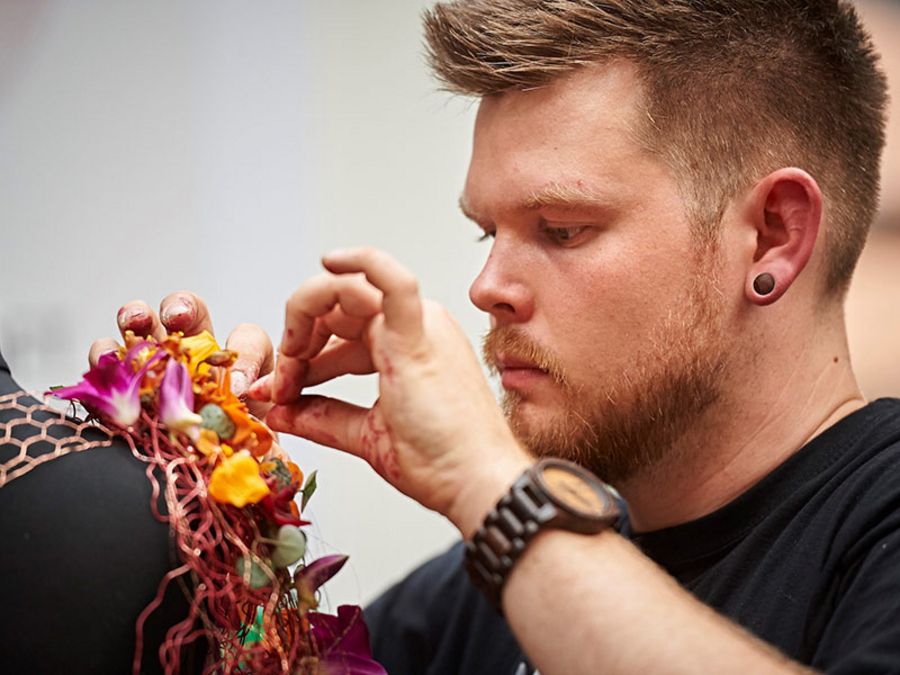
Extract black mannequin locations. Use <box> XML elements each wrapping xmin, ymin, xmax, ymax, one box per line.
<box><xmin>0</xmin><ymin>347</ymin><xmax>205</xmax><ymax>673</ymax></box>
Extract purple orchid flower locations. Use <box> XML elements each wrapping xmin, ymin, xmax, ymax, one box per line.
<box><xmin>49</xmin><ymin>342</ymin><xmax>161</xmax><ymax>428</ymax></box>
<box><xmin>308</xmin><ymin>605</ymin><xmax>387</xmax><ymax>675</ymax></box>
<box><xmin>294</xmin><ymin>555</ymin><xmax>349</xmax><ymax>616</ymax></box>
<box><xmin>295</xmin><ymin>554</ymin><xmax>349</xmax><ymax>599</ymax></box>
<box><xmin>159</xmin><ymin>358</ymin><xmax>202</xmax><ymax>434</ymax></box>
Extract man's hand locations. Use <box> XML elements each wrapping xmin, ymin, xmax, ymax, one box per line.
<box><xmin>251</xmin><ymin>248</ymin><xmax>532</xmax><ymax>535</ymax></box>
<box><xmin>88</xmin><ymin>291</ymin><xmax>275</xmax><ymax>418</ymax></box>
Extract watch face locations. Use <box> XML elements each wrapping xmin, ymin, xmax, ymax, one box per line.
<box><xmin>540</xmin><ymin>465</ymin><xmax>611</xmax><ymax>517</ymax></box>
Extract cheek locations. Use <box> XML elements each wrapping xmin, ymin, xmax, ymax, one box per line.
<box><xmin>540</xmin><ymin>249</ymin><xmax>688</xmax><ymax>371</ymax></box>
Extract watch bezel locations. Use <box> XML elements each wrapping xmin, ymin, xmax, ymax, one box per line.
<box><xmin>530</xmin><ymin>458</ymin><xmax>619</xmax><ymax>529</ymax></box>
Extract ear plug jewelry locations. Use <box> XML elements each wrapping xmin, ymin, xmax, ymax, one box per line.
<box><xmin>753</xmin><ymin>273</ymin><xmax>776</xmax><ymax>296</ymax></box>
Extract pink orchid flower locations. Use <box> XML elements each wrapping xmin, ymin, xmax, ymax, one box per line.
<box><xmin>308</xmin><ymin>605</ymin><xmax>387</xmax><ymax>675</ymax></box>
<box><xmin>50</xmin><ymin>343</ymin><xmax>161</xmax><ymax>427</ymax></box>
<box><xmin>159</xmin><ymin>358</ymin><xmax>202</xmax><ymax>434</ymax></box>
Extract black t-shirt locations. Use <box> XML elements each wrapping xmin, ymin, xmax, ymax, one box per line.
<box><xmin>0</xmin><ymin>354</ymin><xmax>205</xmax><ymax>673</ymax></box>
<box><xmin>366</xmin><ymin>399</ymin><xmax>900</xmax><ymax>674</ymax></box>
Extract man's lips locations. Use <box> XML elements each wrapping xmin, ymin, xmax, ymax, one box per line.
<box><xmin>496</xmin><ymin>355</ymin><xmax>548</xmax><ymax>372</ymax></box>
<box><xmin>496</xmin><ymin>355</ymin><xmax>550</xmax><ymax>390</ymax></box>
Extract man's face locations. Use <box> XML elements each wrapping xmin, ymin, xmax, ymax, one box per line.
<box><xmin>462</xmin><ymin>61</ymin><xmax>732</xmax><ymax>484</ymax></box>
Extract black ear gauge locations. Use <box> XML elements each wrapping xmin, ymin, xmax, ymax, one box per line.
<box><xmin>753</xmin><ymin>273</ymin><xmax>776</xmax><ymax>296</ymax></box>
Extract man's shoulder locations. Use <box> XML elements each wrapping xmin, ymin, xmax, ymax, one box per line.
<box><xmin>796</xmin><ymin>399</ymin><xmax>900</xmax><ymax>671</ymax></box>
<box><xmin>845</xmin><ymin>397</ymin><xmax>900</xmax><ymax>448</ymax></box>
<box><xmin>823</xmin><ymin>398</ymin><xmax>900</xmax><ymax>498</ymax></box>
<box><xmin>818</xmin><ymin>398</ymin><xmax>900</xmax><ymax>544</ymax></box>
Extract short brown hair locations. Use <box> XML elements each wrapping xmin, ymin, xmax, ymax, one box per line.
<box><xmin>424</xmin><ymin>0</ymin><xmax>888</xmax><ymax>295</ymax></box>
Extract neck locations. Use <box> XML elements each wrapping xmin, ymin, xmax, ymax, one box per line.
<box><xmin>618</xmin><ymin>308</ymin><xmax>866</xmax><ymax>533</ymax></box>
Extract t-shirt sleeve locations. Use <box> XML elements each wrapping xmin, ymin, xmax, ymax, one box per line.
<box><xmin>364</xmin><ymin>543</ymin><xmax>466</xmax><ymax>674</ymax></box>
<box><xmin>364</xmin><ymin>542</ymin><xmax>529</xmax><ymax>675</ymax></box>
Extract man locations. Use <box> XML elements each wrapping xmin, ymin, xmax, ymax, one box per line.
<box><xmin>104</xmin><ymin>1</ymin><xmax>899</xmax><ymax>673</ymax></box>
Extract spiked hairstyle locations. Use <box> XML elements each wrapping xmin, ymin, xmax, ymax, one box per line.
<box><xmin>424</xmin><ymin>1</ymin><xmax>889</xmax><ymax>295</ymax></box>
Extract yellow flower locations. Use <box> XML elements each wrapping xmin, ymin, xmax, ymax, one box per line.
<box><xmin>208</xmin><ymin>450</ymin><xmax>270</xmax><ymax>507</ymax></box>
<box><xmin>181</xmin><ymin>330</ymin><xmax>221</xmax><ymax>376</ymax></box>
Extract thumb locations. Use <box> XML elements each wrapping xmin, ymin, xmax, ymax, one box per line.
<box><xmin>225</xmin><ymin>323</ymin><xmax>274</xmax><ymax>398</ymax></box>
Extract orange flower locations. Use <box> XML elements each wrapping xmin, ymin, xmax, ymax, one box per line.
<box><xmin>208</xmin><ymin>450</ymin><xmax>270</xmax><ymax>507</ymax></box>
<box><xmin>222</xmin><ymin>399</ymin><xmax>273</xmax><ymax>457</ymax></box>
<box><xmin>288</xmin><ymin>461</ymin><xmax>303</xmax><ymax>488</ymax></box>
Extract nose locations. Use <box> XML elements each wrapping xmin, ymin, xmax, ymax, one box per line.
<box><xmin>468</xmin><ymin>239</ymin><xmax>534</xmax><ymax>323</ymax></box>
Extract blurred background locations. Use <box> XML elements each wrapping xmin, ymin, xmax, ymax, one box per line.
<box><xmin>0</xmin><ymin>0</ymin><xmax>897</xmax><ymax>606</ymax></box>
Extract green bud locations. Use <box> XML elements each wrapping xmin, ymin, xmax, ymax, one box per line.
<box><xmin>271</xmin><ymin>525</ymin><xmax>307</xmax><ymax>569</ymax></box>
<box><xmin>199</xmin><ymin>403</ymin><xmax>236</xmax><ymax>440</ymax></box>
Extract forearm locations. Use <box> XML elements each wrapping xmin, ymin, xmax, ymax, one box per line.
<box><xmin>256</xmin><ymin>246</ymin><xmax>820</xmax><ymax>673</ymax></box>
<box><xmin>501</xmin><ymin>528</ymin><xmax>813</xmax><ymax>675</ymax></box>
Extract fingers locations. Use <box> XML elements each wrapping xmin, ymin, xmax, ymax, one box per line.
<box><xmin>322</xmin><ymin>248</ymin><xmax>423</xmax><ymax>340</ymax></box>
<box><xmin>225</xmin><ymin>323</ymin><xmax>274</xmax><ymax>398</ymax></box>
<box><xmin>117</xmin><ymin>301</ymin><xmax>167</xmax><ymax>341</ymax></box>
<box><xmin>305</xmin><ymin>339</ymin><xmax>375</xmax><ymax>386</ymax></box>
<box><xmin>280</xmin><ymin>273</ymin><xmax>382</xmax><ymax>359</ymax></box>
<box><xmin>159</xmin><ymin>291</ymin><xmax>214</xmax><ymax>336</ymax></box>
<box><xmin>247</xmin><ymin>373</ymin><xmax>274</xmax><ymax>402</ymax></box>
<box><xmin>266</xmin><ymin>395</ymin><xmax>368</xmax><ymax>456</ymax></box>
<box><xmin>273</xmin><ymin>274</ymin><xmax>382</xmax><ymax>406</ymax></box>
<box><xmin>321</xmin><ymin>306</ymin><xmax>370</xmax><ymax>342</ymax></box>
<box><xmin>247</xmin><ymin>338</ymin><xmax>375</xmax><ymax>402</ymax></box>
<box><xmin>89</xmin><ymin>337</ymin><xmax>120</xmax><ymax>367</ymax></box>
<box><xmin>115</xmin><ymin>292</ymin><xmax>214</xmax><ymax>344</ymax></box>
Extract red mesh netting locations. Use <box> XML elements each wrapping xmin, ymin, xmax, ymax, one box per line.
<box><xmin>0</xmin><ymin>392</ymin><xmax>318</xmax><ymax>674</ymax></box>
<box><xmin>0</xmin><ymin>392</ymin><xmax>115</xmax><ymax>482</ymax></box>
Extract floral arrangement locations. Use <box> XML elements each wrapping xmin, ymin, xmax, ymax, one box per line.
<box><xmin>51</xmin><ymin>331</ymin><xmax>384</xmax><ymax>674</ymax></box>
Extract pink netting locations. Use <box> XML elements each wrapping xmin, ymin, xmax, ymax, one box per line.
<box><xmin>0</xmin><ymin>392</ymin><xmax>114</xmax><ymax>483</ymax></box>
<box><xmin>0</xmin><ymin>392</ymin><xmax>318</xmax><ymax>674</ymax></box>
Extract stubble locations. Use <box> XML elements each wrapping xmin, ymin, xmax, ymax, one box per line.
<box><xmin>483</xmin><ymin>259</ymin><xmax>730</xmax><ymax>485</ymax></box>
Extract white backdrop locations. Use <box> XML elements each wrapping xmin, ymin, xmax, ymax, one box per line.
<box><xmin>3</xmin><ymin>0</ymin><xmax>897</xmax><ymax>610</ymax></box>
<box><xmin>0</xmin><ymin>0</ymin><xmax>487</xmax><ymax>606</ymax></box>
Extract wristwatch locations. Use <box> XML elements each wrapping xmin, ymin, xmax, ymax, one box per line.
<box><xmin>464</xmin><ymin>457</ymin><xmax>621</xmax><ymax>609</ymax></box>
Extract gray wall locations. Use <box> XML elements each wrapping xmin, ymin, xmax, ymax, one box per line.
<box><xmin>3</xmin><ymin>0</ymin><xmax>897</xmax><ymax>608</ymax></box>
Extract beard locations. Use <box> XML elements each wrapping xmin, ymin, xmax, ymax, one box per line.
<box><xmin>482</xmin><ymin>261</ymin><xmax>730</xmax><ymax>485</ymax></box>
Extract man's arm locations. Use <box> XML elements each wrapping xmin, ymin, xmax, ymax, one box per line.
<box><xmin>253</xmin><ymin>247</ymin><xmax>817</xmax><ymax>675</ymax></box>
<box><xmin>503</xmin><ymin>528</ymin><xmax>806</xmax><ymax>674</ymax></box>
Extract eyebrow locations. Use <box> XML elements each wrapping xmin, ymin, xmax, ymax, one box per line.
<box><xmin>523</xmin><ymin>182</ymin><xmax>606</xmax><ymax>210</ymax></box>
<box><xmin>459</xmin><ymin>181</ymin><xmax>607</xmax><ymax>224</ymax></box>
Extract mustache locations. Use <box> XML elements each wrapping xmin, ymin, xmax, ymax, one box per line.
<box><xmin>481</xmin><ymin>326</ymin><xmax>569</xmax><ymax>387</ymax></box>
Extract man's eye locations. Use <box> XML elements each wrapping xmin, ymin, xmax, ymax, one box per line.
<box><xmin>542</xmin><ymin>225</ymin><xmax>589</xmax><ymax>244</ymax></box>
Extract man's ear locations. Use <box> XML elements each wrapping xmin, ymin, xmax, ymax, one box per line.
<box><xmin>742</xmin><ymin>168</ymin><xmax>822</xmax><ymax>306</ymax></box>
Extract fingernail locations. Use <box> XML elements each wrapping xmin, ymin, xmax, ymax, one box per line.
<box><xmin>118</xmin><ymin>307</ymin><xmax>145</xmax><ymax>327</ymax></box>
<box><xmin>162</xmin><ymin>302</ymin><xmax>192</xmax><ymax>326</ymax></box>
<box><xmin>95</xmin><ymin>348</ymin><xmax>118</xmax><ymax>364</ymax></box>
<box><xmin>231</xmin><ymin>371</ymin><xmax>248</xmax><ymax>398</ymax></box>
